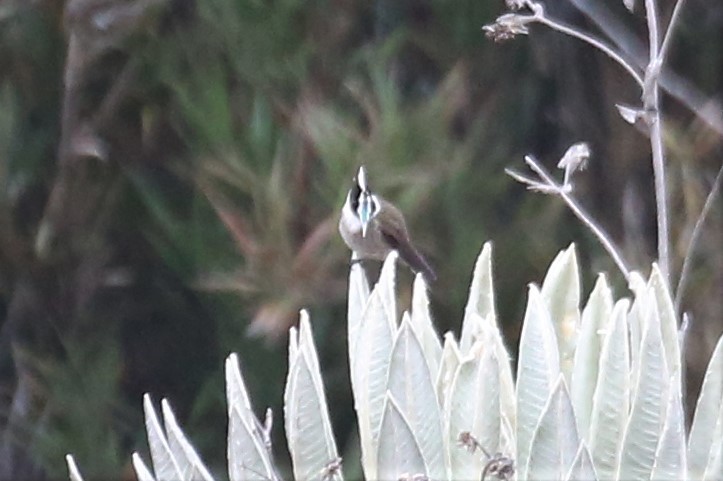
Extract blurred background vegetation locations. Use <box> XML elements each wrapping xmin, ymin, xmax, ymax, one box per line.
<box><xmin>0</xmin><ymin>0</ymin><xmax>721</xmax><ymax>478</ymax></box>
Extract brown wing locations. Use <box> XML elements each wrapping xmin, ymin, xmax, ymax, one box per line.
<box><xmin>377</xmin><ymin>199</ymin><xmax>437</xmax><ymax>283</ymax></box>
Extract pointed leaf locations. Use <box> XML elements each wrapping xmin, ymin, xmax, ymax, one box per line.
<box><xmin>228</xmin><ymin>406</ymin><xmax>277</xmax><ymax>481</ymax></box>
<box><xmin>387</xmin><ymin>317</ymin><xmax>445</xmax><ymax>481</ymax></box>
<box><xmin>461</xmin><ymin>243</ymin><xmax>496</xmax><ymax>352</ymax></box>
<box><xmin>162</xmin><ymin>399</ymin><xmax>214</xmax><ymax>481</ymax></box>
<box><xmin>66</xmin><ymin>455</ymin><xmax>85</xmax><ymax>481</ymax></box>
<box><xmin>541</xmin><ymin>244</ymin><xmax>580</xmax><ymax>380</ymax></box>
<box><xmin>377</xmin><ymin>394</ymin><xmax>428</xmax><ymax>481</ymax></box>
<box><xmin>411</xmin><ymin>274</ymin><xmax>442</xmax><ymax>379</ymax></box>
<box><xmin>378</xmin><ymin>251</ymin><xmax>399</xmax><ymax>332</ymax></box>
<box><xmin>285</xmin><ymin>314</ymin><xmax>341</xmax><ymax>481</ymax></box>
<box><xmin>627</xmin><ymin>272</ymin><xmax>648</xmax><ymax>404</ymax></box>
<box><xmin>516</xmin><ymin>285</ymin><xmax>560</xmax><ymax>478</ymax></box>
<box><xmin>472</xmin><ymin>346</ymin><xmax>503</xmax><ymax>456</ymax></box>
<box><xmin>527</xmin><ymin>377</ymin><xmax>581</xmax><ymax>480</ymax></box>
<box><xmin>143</xmin><ymin>394</ymin><xmax>182</xmax><ymax>481</ymax></box>
<box><xmin>445</xmin><ymin>356</ymin><xmax>479</xmax><ymax>480</ymax></box>
<box><xmin>688</xmin><ymin>335</ymin><xmax>723</xmax><ymax>478</ymax></box>
<box><xmin>651</xmin><ymin>374</ymin><xmax>686</xmax><ymax>481</ymax></box>
<box><xmin>589</xmin><ymin>299</ymin><xmax>630</xmax><ymax>480</ymax></box>
<box><xmin>348</xmin><ymin>262</ymin><xmax>370</xmax><ymax>368</ymax></box>
<box><xmin>446</xmin><ymin>344</ymin><xmax>501</xmax><ymax>480</ymax></box>
<box><xmin>648</xmin><ymin>264</ymin><xmax>681</xmax><ymax>377</ymax></box>
<box><xmin>436</xmin><ymin>332</ymin><xmax>462</xmax><ymax>409</ymax></box>
<box><xmin>571</xmin><ymin>274</ymin><xmax>614</xmax><ymax>439</ymax></box>
<box><xmin>618</xmin><ymin>312</ymin><xmax>669</xmax><ymax>481</ymax></box>
<box><xmin>702</xmin><ymin>402</ymin><xmax>723</xmax><ymax>481</ymax></box>
<box><xmin>350</xmin><ymin>266</ymin><xmax>397</xmax><ymax>476</ymax></box>
<box><xmin>225</xmin><ymin>354</ymin><xmax>255</xmax><ymax>424</ymax></box>
<box><xmin>565</xmin><ymin>444</ymin><xmax>597</xmax><ymax>481</ymax></box>
<box><xmin>133</xmin><ymin>453</ymin><xmax>158</xmax><ymax>481</ymax></box>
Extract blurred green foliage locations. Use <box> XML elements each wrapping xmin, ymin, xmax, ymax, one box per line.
<box><xmin>0</xmin><ymin>0</ymin><xmax>720</xmax><ymax>478</ymax></box>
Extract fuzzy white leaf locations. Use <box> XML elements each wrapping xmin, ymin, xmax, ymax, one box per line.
<box><xmin>472</xmin><ymin>346</ymin><xmax>503</xmax><ymax>456</ymax></box>
<box><xmin>516</xmin><ymin>285</ymin><xmax>560</xmax><ymax>479</ymax></box>
<box><xmin>133</xmin><ymin>453</ymin><xmax>158</xmax><ymax>481</ymax></box>
<box><xmin>445</xmin><ymin>355</ymin><xmax>479</xmax><ymax>480</ymax></box>
<box><xmin>618</xmin><ymin>312</ymin><xmax>669</xmax><ymax>481</ymax></box>
<box><xmin>379</xmin><ymin>251</ymin><xmax>398</xmax><ymax>332</ymax></box>
<box><xmin>143</xmin><ymin>394</ymin><xmax>182</xmax><ymax>481</ymax></box>
<box><xmin>651</xmin><ymin>373</ymin><xmax>686</xmax><ymax>481</ymax></box>
<box><xmin>297</xmin><ymin>311</ymin><xmax>325</xmax><ymax>393</ymax></box>
<box><xmin>541</xmin><ymin>244</ymin><xmax>580</xmax><ymax>381</ymax></box>
<box><xmin>228</xmin><ymin>406</ymin><xmax>276</xmax><ymax>481</ymax></box>
<box><xmin>350</xmin><ymin>265</ymin><xmax>397</xmax><ymax>476</ymax></box>
<box><xmin>285</xmin><ymin>315</ymin><xmax>341</xmax><ymax>481</ymax></box>
<box><xmin>627</xmin><ymin>271</ymin><xmax>649</xmax><ymax>404</ymax></box>
<box><xmin>446</xmin><ymin>342</ymin><xmax>503</xmax><ymax>481</ymax></box>
<box><xmin>702</xmin><ymin>402</ymin><xmax>723</xmax><ymax>481</ymax></box>
<box><xmin>589</xmin><ymin>299</ymin><xmax>630</xmax><ymax>480</ymax></box>
<box><xmin>436</xmin><ymin>332</ymin><xmax>462</xmax><ymax>409</ymax></box>
<box><xmin>411</xmin><ymin>274</ymin><xmax>442</xmax><ymax>379</ymax></box>
<box><xmin>161</xmin><ymin>399</ymin><xmax>214</xmax><ymax>481</ymax></box>
<box><xmin>648</xmin><ymin>264</ymin><xmax>681</xmax><ymax>377</ymax></box>
<box><xmin>224</xmin><ymin>354</ymin><xmax>276</xmax><ymax>481</ymax></box>
<box><xmin>527</xmin><ymin>377</ymin><xmax>581</xmax><ymax>481</ymax></box>
<box><xmin>572</xmin><ymin>274</ymin><xmax>614</xmax><ymax>440</ymax></box>
<box><xmin>500</xmin><ymin>413</ymin><xmax>516</xmax><ymax>460</ymax></box>
<box><xmin>387</xmin><ymin>316</ymin><xmax>445</xmax><ymax>481</ymax></box>
<box><xmin>348</xmin><ymin>260</ymin><xmax>370</xmax><ymax>370</ymax></box>
<box><xmin>623</xmin><ymin>0</ymin><xmax>636</xmax><ymax>13</ymax></box>
<box><xmin>495</xmin><ymin>332</ymin><xmax>517</xmax><ymax>434</ymax></box>
<box><xmin>66</xmin><ymin>455</ymin><xmax>85</xmax><ymax>481</ymax></box>
<box><xmin>461</xmin><ymin>242</ymin><xmax>496</xmax><ymax>353</ymax></box>
<box><xmin>225</xmin><ymin>354</ymin><xmax>255</xmax><ymax>424</ymax></box>
<box><xmin>377</xmin><ymin>394</ymin><xmax>428</xmax><ymax>481</ymax></box>
<box><xmin>688</xmin><ymin>335</ymin><xmax>723</xmax><ymax>478</ymax></box>
<box><xmin>565</xmin><ymin>444</ymin><xmax>597</xmax><ymax>481</ymax></box>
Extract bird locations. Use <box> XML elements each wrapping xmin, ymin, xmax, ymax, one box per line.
<box><xmin>339</xmin><ymin>166</ymin><xmax>437</xmax><ymax>282</ymax></box>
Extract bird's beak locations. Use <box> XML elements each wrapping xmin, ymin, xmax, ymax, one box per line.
<box><xmin>357</xmin><ymin>166</ymin><xmax>367</xmax><ymax>191</ymax></box>
<box><xmin>361</xmin><ymin>220</ymin><xmax>369</xmax><ymax>238</ymax></box>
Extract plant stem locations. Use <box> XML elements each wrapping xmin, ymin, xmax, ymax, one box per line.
<box><xmin>674</xmin><ymin>164</ymin><xmax>723</xmax><ymax>313</ymax></box>
<box><xmin>644</xmin><ymin>0</ymin><xmax>671</xmax><ymax>285</ymax></box>
<box><xmin>658</xmin><ymin>0</ymin><xmax>688</xmax><ymax>64</ymax></box>
<box><xmin>534</xmin><ymin>14</ymin><xmax>644</xmax><ymax>88</ymax></box>
<box><xmin>523</xmin><ymin>156</ymin><xmax>631</xmax><ymax>281</ymax></box>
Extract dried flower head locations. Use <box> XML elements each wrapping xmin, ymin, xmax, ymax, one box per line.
<box><xmin>457</xmin><ymin>431</ymin><xmax>484</xmax><ymax>454</ymax></box>
<box><xmin>482</xmin><ymin>454</ymin><xmax>515</xmax><ymax>481</ymax></box>
<box><xmin>505</xmin><ymin>0</ymin><xmax>528</xmax><ymax>10</ymax></box>
<box><xmin>558</xmin><ymin>142</ymin><xmax>591</xmax><ymax>173</ymax></box>
<box><xmin>321</xmin><ymin>457</ymin><xmax>343</xmax><ymax>481</ymax></box>
<box><xmin>483</xmin><ymin>13</ymin><xmax>532</xmax><ymax>42</ymax></box>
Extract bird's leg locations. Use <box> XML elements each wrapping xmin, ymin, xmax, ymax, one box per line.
<box><xmin>350</xmin><ymin>251</ymin><xmax>363</xmax><ymax>267</ymax></box>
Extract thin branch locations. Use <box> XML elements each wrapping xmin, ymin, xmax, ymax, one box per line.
<box><xmin>508</xmin><ymin>157</ymin><xmax>631</xmax><ymax>281</ymax></box>
<box><xmin>533</xmin><ymin>14</ymin><xmax>644</xmax><ymax>88</ymax></box>
<box><xmin>643</xmin><ymin>0</ymin><xmax>671</xmax><ymax>285</ymax></box>
<box><xmin>674</xmin><ymin>164</ymin><xmax>723</xmax><ymax>312</ymax></box>
<box><xmin>566</xmin><ymin>0</ymin><xmax>723</xmax><ymax>138</ymax></box>
<box><xmin>658</xmin><ymin>0</ymin><xmax>688</xmax><ymax>64</ymax></box>
<box><xmin>645</xmin><ymin>0</ymin><xmax>661</xmax><ymax>59</ymax></box>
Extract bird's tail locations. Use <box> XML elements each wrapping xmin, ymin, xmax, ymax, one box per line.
<box><xmin>392</xmin><ymin>239</ymin><xmax>437</xmax><ymax>283</ymax></box>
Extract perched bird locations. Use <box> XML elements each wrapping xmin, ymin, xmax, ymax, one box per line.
<box><xmin>339</xmin><ymin>166</ymin><xmax>437</xmax><ymax>282</ymax></box>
